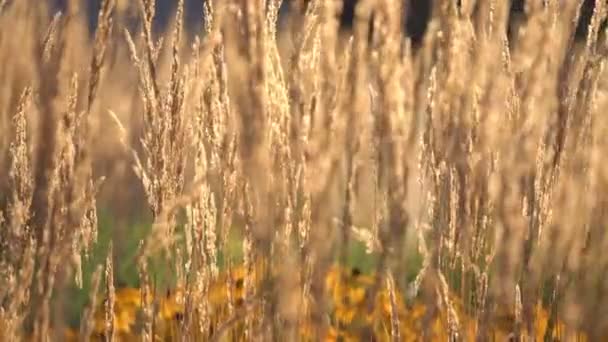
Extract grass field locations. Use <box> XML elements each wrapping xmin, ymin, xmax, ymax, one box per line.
<box><xmin>1</xmin><ymin>0</ymin><xmax>608</xmax><ymax>340</ymax></box>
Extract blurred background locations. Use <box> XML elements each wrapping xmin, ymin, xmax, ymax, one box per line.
<box><xmin>48</xmin><ymin>0</ymin><xmax>599</xmax><ymax>42</ymax></box>
<box><xmin>3</xmin><ymin>0</ymin><xmax>605</xmax><ymax>329</ymax></box>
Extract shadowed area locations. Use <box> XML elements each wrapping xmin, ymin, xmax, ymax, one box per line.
<box><xmin>50</xmin><ymin>0</ymin><xmax>605</xmax><ymax>45</ymax></box>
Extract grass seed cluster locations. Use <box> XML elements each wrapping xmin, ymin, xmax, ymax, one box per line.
<box><xmin>0</xmin><ymin>0</ymin><xmax>607</xmax><ymax>341</ymax></box>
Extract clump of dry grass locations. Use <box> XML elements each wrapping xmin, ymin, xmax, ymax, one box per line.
<box><xmin>2</xmin><ymin>0</ymin><xmax>608</xmax><ymax>340</ymax></box>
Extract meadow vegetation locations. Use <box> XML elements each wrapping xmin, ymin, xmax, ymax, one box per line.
<box><xmin>1</xmin><ymin>0</ymin><xmax>607</xmax><ymax>340</ymax></box>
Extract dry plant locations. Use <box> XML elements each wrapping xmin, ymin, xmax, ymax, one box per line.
<box><xmin>2</xmin><ymin>0</ymin><xmax>608</xmax><ymax>341</ymax></box>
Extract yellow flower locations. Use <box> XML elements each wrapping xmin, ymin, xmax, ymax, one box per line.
<box><xmin>324</xmin><ymin>326</ymin><xmax>358</xmax><ymax>342</ymax></box>
<box><xmin>115</xmin><ymin>287</ymin><xmax>142</xmax><ymax>308</ymax></box>
<box><xmin>90</xmin><ymin>287</ymin><xmax>145</xmax><ymax>337</ymax></box>
<box><xmin>158</xmin><ymin>287</ymin><xmax>184</xmax><ymax>322</ymax></box>
<box><xmin>62</xmin><ymin>327</ymin><xmax>78</xmax><ymax>342</ymax></box>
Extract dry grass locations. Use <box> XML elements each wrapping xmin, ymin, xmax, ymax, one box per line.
<box><xmin>1</xmin><ymin>0</ymin><xmax>608</xmax><ymax>340</ymax></box>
